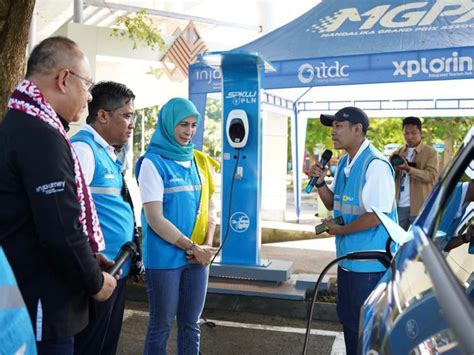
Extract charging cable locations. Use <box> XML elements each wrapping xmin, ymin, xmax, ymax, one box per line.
<box><xmin>302</xmin><ymin>250</ymin><xmax>392</xmax><ymax>354</ymax></box>
<box><xmin>200</xmin><ymin>150</ymin><xmax>241</xmax><ymax>329</ymax></box>
<box><xmin>209</xmin><ymin>149</ymin><xmax>241</xmax><ymax>265</ymax></box>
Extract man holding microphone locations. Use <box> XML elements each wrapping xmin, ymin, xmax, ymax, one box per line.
<box><xmin>308</xmin><ymin>107</ymin><xmax>397</xmax><ymax>355</ymax></box>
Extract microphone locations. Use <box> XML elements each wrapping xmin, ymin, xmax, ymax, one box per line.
<box><xmin>304</xmin><ymin>149</ymin><xmax>333</xmax><ymax>194</ymax></box>
<box><xmin>106</xmin><ymin>241</ymin><xmax>137</xmax><ymax>276</ymax></box>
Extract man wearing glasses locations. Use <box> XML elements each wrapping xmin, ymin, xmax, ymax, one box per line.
<box><xmin>0</xmin><ymin>37</ymin><xmax>117</xmax><ymax>354</ymax></box>
<box><xmin>71</xmin><ymin>81</ymin><xmax>137</xmax><ymax>355</ymax></box>
<box><xmin>69</xmin><ymin>70</ymin><xmax>95</xmax><ymax>90</ymax></box>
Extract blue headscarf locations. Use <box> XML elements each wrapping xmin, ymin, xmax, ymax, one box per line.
<box><xmin>147</xmin><ymin>97</ymin><xmax>201</xmax><ymax>161</ymax></box>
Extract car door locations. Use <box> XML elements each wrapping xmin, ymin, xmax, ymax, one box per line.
<box><xmin>360</xmin><ymin>130</ymin><xmax>473</xmax><ymax>355</ymax></box>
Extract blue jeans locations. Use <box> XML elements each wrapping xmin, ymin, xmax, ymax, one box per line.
<box><xmin>144</xmin><ymin>264</ymin><xmax>209</xmax><ymax>355</ymax></box>
<box><xmin>337</xmin><ymin>267</ymin><xmax>384</xmax><ymax>355</ymax></box>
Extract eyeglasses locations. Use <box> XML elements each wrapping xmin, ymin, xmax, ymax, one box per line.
<box><xmin>69</xmin><ymin>70</ymin><xmax>95</xmax><ymax>90</ymax></box>
<box><xmin>104</xmin><ymin>109</ymin><xmax>136</xmax><ymax>124</ymax></box>
<box><xmin>119</xmin><ymin>112</ymin><xmax>136</xmax><ymax>124</ymax></box>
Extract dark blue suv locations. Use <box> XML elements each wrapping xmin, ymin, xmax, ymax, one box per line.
<box><xmin>360</xmin><ymin>129</ymin><xmax>473</xmax><ymax>354</ymax></box>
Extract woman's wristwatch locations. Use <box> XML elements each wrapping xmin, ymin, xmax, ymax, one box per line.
<box><xmin>185</xmin><ymin>241</ymin><xmax>196</xmax><ymax>256</ymax></box>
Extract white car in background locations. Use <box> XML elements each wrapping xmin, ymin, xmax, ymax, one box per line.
<box><xmin>383</xmin><ymin>143</ymin><xmax>401</xmax><ymax>157</ymax></box>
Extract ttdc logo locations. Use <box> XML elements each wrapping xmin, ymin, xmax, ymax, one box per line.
<box><xmin>298</xmin><ymin>61</ymin><xmax>349</xmax><ymax>84</ymax></box>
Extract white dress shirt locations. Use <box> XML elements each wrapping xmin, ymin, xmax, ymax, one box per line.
<box><xmin>329</xmin><ymin>139</ymin><xmax>395</xmax><ymax>213</ymax></box>
<box><xmin>398</xmin><ymin>147</ymin><xmax>415</xmax><ymax>207</ymax></box>
<box><xmin>71</xmin><ymin>124</ymin><xmax>117</xmax><ymax>185</ymax></box>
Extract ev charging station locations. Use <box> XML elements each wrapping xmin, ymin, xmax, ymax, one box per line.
<box><xmin>200</xmin><ymin>51</ymin><xmax>294</xmax><ymax>282</ymax></box>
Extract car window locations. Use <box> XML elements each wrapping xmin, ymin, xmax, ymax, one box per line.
<box><xmin>433</xmin><ymin>169</ymin><xmax>474</xmax><ymax>295</ymax></box>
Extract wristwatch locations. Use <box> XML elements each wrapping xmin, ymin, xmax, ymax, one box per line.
<box><xmin>185</xmin><ymin>241</ymin><xmax>196</xmax><ymax>256</ymax></box>
<box><xmin>315</xmin><ymin>180</ymin><xmax>326</xmax><ymax>188</ymax></box>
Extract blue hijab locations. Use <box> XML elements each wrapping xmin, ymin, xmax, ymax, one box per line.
<box><xmin>147</xmin><ymin>98</ymin><xmax>201</xmax><ymax>161</ymax></box>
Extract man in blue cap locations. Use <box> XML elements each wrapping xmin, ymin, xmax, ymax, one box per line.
<box><xmin>308</xmin><ymin>106</ymin><xmax>397</xmax><ymax>355</ymax></box>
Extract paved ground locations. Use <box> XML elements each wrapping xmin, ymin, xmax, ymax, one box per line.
<box><xmin>118</xmin><ymin>301</ymin><xmax>344</xmax><ymax>355</ymax></box>
<box><xmin>119</xmin><ymin>235</ymin><xmax>342</xmax><ymax>355</ymax></box>
<box><xmin>119</xmin><ymin>187</ymin><xmax>343</xmax><ymax>354</ymax></box>
<box><xmin>263</xmin><ymin>238</ymin><xmax>337</xmax><ymax>276</ymax></box>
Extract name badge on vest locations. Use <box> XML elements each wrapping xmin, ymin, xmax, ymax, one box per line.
<box><xmin>169</xmin><ymin>176</ymin><xmax>184</xmax><ymax>183</ymax></box>
<box><xmin>104</xmin><ymin>168</ymin><xmax>115</xmax><ymax>179</ymax></box>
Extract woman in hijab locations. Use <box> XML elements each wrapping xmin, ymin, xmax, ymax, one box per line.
<box><xmin>136</xmin><ymin>97</ymin><xmax>219</xmax><ymax>354</ymax></box>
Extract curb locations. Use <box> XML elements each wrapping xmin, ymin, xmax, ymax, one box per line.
<box><xmin>126</xmin><ymin>282</ymin><xmax>339</xmax><ymax>323</ymax></box>
<box><xmin>204</xmin><ymin>293</ymin><xmax>339</xmax><ymax>322</ymax></box>
<box><xmin>212</xmin><ymin>224</ymin><xmax>330</xmax><ymax>245</ymax></box>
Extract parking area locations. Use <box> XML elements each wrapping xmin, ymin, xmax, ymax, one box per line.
<box><xmin>118</xmin><ymin>301</ymin><xmax>344</xmax><ymax>354</ymax></box>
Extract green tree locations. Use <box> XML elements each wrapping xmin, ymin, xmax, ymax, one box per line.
<box><xmin>202</xmin><ymin>98</ymin><xmax>222</xmax><ymax>159</ymax></box>
<box><xmin>202</xmin><ymin>119</ymin><xmax>222</xmax><ymax>159</ymax></box>
<box><xmin>367</xmin><ymin>117</ymin><xmax>404</xmax><ymax>150</ymax></box>
<box><xmin>205</xmin><ymin>98</ymin><xmax>222</xmax><ymax>121</ymax></box>
<box><xmin>111</xmin><ymin>9</ymin><xmax>165</xmax><ymax>51</ymax></box>
<box><xmin>305</xmin><ymin>118</ymin><xmax>334</xmax><ymax>163</ymax></box>
<box><xmin>423</xmin><ymin>117</ymin><xmax>472</xmax><ymax>168</ymax></box>
<box><xmin>133</xmin><ymin>104</ymin><xmax>160</xmax><ymax>167</ymax></box>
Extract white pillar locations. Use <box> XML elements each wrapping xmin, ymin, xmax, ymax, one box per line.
<box><xmin>290</xmin><ymin>111</ymin><xmax>309</xmax><ymax>221</ymax></box>
<box><xmin>74</xmin><ymin>0</ymin><xmax>84</xmax><ymax>23</ymax></box>
<box><xmin>141</xmin><ymin>114</ymin><xmax>145</xmax><ymax>155</ymax></box>
<box><xmin>261</xmin><ymin>109</ymin><xmax>288</xmax><ymax>221</ymax></box>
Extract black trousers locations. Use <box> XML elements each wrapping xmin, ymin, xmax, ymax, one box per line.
<box><xmin>74</xmin><ymin>278</ymin><xmax>127</xmax><ymax>355</ymax></box>
<box><xmin>37</xmin><ymin>336</ymin><xmax>74</xmax><ymax>355</ymax></box>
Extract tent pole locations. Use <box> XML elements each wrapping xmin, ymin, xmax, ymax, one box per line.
<box><xmin>292</xmin><ymin>87</ymin><xmax>313</xmax><ymax>223</ymax></box>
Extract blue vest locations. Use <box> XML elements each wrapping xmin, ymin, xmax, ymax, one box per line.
<box><xmin>437</xmin><ymin>182</ymin><xmax>473</xmax><ymax>254</ymax></box>
<box><xmin>138</xmin><ymin>153</ymin><xmax>201</xmax><ymax>269</ymax></box>
<box><xmin>0</xmin><ymin>247</ymin><xmax>37</xmax><ymax>354</ymax></box>
<box><xmin>333</xmin><ymin>145</ymin><xmax>397</xmax><ymax>272</ymax></box>
<box><xmin>71</xmin><ymin>130</ymin><xmax>134</xmax><ymax>278</ymax></box>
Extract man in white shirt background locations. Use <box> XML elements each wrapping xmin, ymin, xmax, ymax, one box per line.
<box><xmin>392</xmin><ymin>116</ymin><xmax>438</xmax><ymax>230</ymax></box>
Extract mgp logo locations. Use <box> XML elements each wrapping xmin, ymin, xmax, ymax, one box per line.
<box><xmin>309</xmin><ymin>1</ymin><xmax>474</xmax><ymax>34</ymax></box>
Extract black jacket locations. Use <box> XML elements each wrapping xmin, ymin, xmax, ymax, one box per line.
<box><xmin>0</xmin><ymin>109</ymin><xmax>104</xmax><ymax>339</ymax></box>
